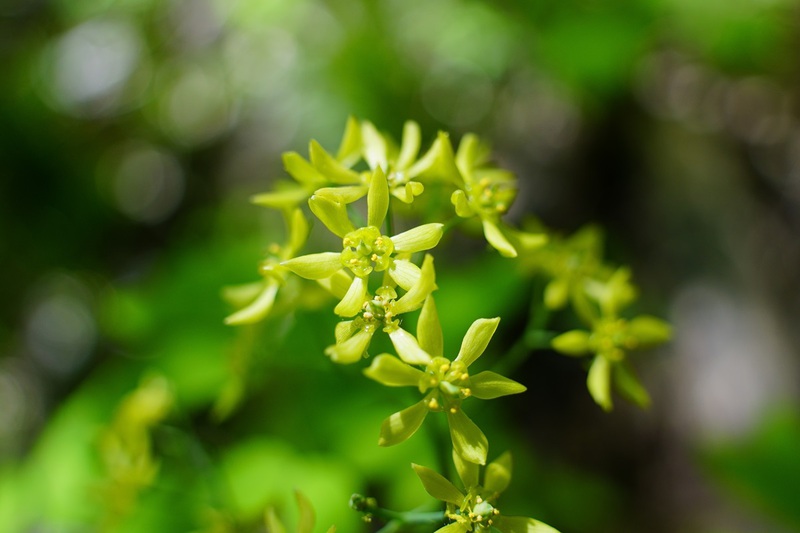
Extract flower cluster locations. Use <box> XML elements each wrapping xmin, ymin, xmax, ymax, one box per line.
<box><xmin>223</xmin><ymin>118</ymin><xmax>670</xmax><ymax>532</ymax></box>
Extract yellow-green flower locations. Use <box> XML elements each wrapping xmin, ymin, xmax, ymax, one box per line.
<box><xmin>250</xmin><ymin>117</ymin><xmax>367</xmax><ymax>211</ymax></box>
<box><xmin>322</xmin><ymin>254</ymin><xmax>437</xmax><ymax>364</ymax></box>
<box><xmin>360</xmin><ymin>119</ymin><xmax>426</xmax><ymax>203</ymax></box>
<box><xmin>223</xmin><ymin>208</ymin><xmax>309</xmax><ymax>325</ymax></box>
<box><xmin>450</xmin><ymin>134</ymin><xmax>546</xmax><ymax>258</ymax></box>
<box><xmin>412</xmin><ymin>452</ymin><xmax>560</xmax><ymax>533</ymax></box>
<box><xmin>365</xmin><ymin>303</ymin><xmax>525</xmax><ymax>465</ymax></box>
<box><xmin>551</xmin><ymin>268</ymin><xmax>671</xmax><ymax>411</ymax></box>
<box><xmin>281</xmin><ymin>169</ymin><xmax>443</xmax><ymax>318</ymax></box>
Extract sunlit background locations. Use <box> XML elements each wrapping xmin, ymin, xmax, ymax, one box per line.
<box><xmin>1</xmin><ymin>0</ymin><xmax>800</xmax><ymax>531</ymax></box>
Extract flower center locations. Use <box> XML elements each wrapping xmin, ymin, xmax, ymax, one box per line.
<box><xmin>445</xmin><ymin>491</ymin><xmax>500</xmax><ymax>531</ymax></box>
<box><xmin>341</xmin><ymin>226</ymin><xmax>395</xmax><ymax>277</ymax></box>
<box><xmin>471</xmin><ymin>175</ymin><xmax>516</xmax><ymax>216</ymax></box>
<box><xmin>359</xmin><ymin>286</ymin><xmax>399</xmax><ymax>331</ymax></box>
<box><xmin>420</xmin><ymin>357</ymin><xmax>471</xmax><ymax>413</ymax></box>
<box><xmin>590</xmin><ymin>318</ymin><xmax>633</xmax><ymax>361</ymax></box>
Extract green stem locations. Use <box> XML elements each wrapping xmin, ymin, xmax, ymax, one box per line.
<box><xmin>351</xmin><ymin>494</ymin><xmax>445</xmax><ymax>530</ymax></box>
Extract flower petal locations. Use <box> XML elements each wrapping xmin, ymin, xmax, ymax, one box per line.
<box><xmin>336</xmin><ymin>116</ymin><xmax>362</xmax><ymax>167</ymax></box>
<box><xmin>364</xmin><ymin>354</ymin><xmax>425</xmax><ymax>387</ymax></box>
<box><xmin>396</xmin><ymin>120</ymin><xmax>421</xmax><ymax>170</ymax></box>
<box><xmin>392</xmin><ymin>223</ymin><xmax>444</xmax><ymax>253</ymax></box>
<box><xmin>251</xmin><ymin>187</ymin><xmax>310</xmax><ymax>209</ymax></box>
<box><xmin>469</xmin><ymin>371</ymin><xmax>526</xmax><ymax>399</ymax></box>
<box><xmin>587</xmin><ymin>355</ymin><xmax>613</xmax><ymax>411</ymax></box>
<box><xmin>411</xmin><ymin>463</ymin><xmax>465</xmax><ymax>505</ymax></box>
<box><xmin>447</xmin><ymin>409</ymin><xmax>488</xmax><ymax>465</ymax></box>
<box><xmin>286</xmin><ymin>208</ymin><xmax>310</xmax><ymax>257</ymax></box>
<box><xmin>282</xmin><ymin>253</ymin><xmax>343</xmax><ymax>280</ymax></box>
<box><xmin>334</xmin><ymin>276</ymin><xmax>368</xmax><ymax>317</ymax></box>
<box><xmin>417</xmin><ymin>295</ymin><xmax>443</xmax><ymax>358</ymax></box>
<box><xmin>434</xmin><ymin>523</ymin><xmax>469</xmax><ymax>533</ymax></box>
<box><xmin>325</xmin><ymin>326</ymin><xmax>374</xmax><ymax>364</ymax></box>
<box><xmin>551</xmin><ymin>330</ymin><xmax>591</xmax><ymax>356</ymax></box>
<box><xmin>265</xmin><ymin>509</ymin><xmax>287</xmax><ymax>533</ymax></box>
<box><xmin>391</xmin><ymin>181</ymin><xmax>424</xmax><ymax>203</ymax></box>
<box><xmin>361</xmin><ymin>121</ymin><xmax>388</xmax><ymax>170</ymax></box>
<box><xmin>483</xmin><ymin>219</ymin><xmax>518</xmax><ymax>258</ymax></box>
<box><xmin>389</xmin><ymin>327</ymin><xmax>432</xmax><ymax>365</ymax></box>
<box><xmin>407</xmin><ymin>131</ymin><xmax>462</xmax><ymax>185</ymax></box>
<box><xmin>613</xmin><ymin>361</ymin><xmax>651</xmax><ymax>408</ymax></box>
<box><xmin>317</xmin><ymin>270</ymin><xmax>354</xmax><ymax>299</ymax></box>
<box><xmin>455</xmin><ymin>317</ymin><xmax>500</xmax><ymax>367</ymax></box>
<box><xmin>543</xmin><ymin>277</ymin><xmax>569</xmax><ymax>310</ymax></box>
<box><xmin>627</xmin><ymin>315</ymin><xmax>672</xmax><ymax>348</ymax></box>
<box><xmin>484</xmin><ymin>451</ymin><xmax>512</xmax><ymax>496</ymax></box>
<box><xmin>387</xmin><ymin>259</ymin><xmax>421</xmax><ymax>291</ymax></box>
<box><xmin>282</xmin><ymin>151</ymin><xmax>326</xmax><ymax>186</ymax></box>
<box><xmin>314</xmin><ymin>185</ymin><xmax>369</xmax><ymax>204</ymax></box>
<box><xmin>493</xmin><ymin>516</ymin><xmax>561</xmax><ymax>533</ymax></box>
<box><xmin>451</xmin><ymin>189</ymin><xmax>474</xmax><ymax>218</ymax></box>
<box><xmin>393</xmin><ymin>254</ymin><xmax>437</xmax><ymax>315</ymax></box>
<box><xmin>367</xmin><ymin>167</ymin><xmax>390</xmax><ymax>228</ymax></box>
<box><xmin>452</xmin><ymin>447</ymin><xmax>479</xmax><ymax>489</ymax></box>
<box><xmin>309</xmin><ymin>139</ymin><xmax>362</xmax><ymax>184</ymax></box>
<box><xmin>295</xmin><ymin>491</ymin><xmax>315</xmax><ymax>533</ymax></box>
<box><xmin>308</xmin><ymin>194</ymin><xmax>355</xmax><ymax>238</ymax></box>
<box><xmin>224</xmin><ymin>282</ymin><xmax>279</xmax><ymax>325</ymax></box>
<box><xmin>378</xmin><ymin>400</ymin><xmax>428</xmax><ymax>446</ymax></box>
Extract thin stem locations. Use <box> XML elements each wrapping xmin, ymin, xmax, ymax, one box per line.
<box><xmin>351</xmin><ymin>494</ymin><xmax>445</xmax><ymax>531</ymax></box>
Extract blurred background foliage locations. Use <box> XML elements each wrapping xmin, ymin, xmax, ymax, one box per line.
<box><xmin>1</xmin><ymin>0</ymin><xmax>800</xmax><ymax>531</ymax></box>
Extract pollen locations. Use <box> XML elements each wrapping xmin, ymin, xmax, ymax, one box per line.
<box><xmin>449</xmin><ymin>407</ymin><xmax>458</xmax><ymax>414</ymax></box>
<box><xmin>428</xmin><ymin>398</ymin><xmax>440</xmax><ymax>410</ymax></box>
<box><xmin>460</xmin><ymin>372</ymin><xmax>469</xmax><ymax>381</ymax></box>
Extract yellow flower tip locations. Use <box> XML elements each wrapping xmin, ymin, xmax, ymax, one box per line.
<box><xmin>440</xmin><ymin>362</ymin><xmax>450</xmax><ymax>373</ymax></box>
<box><xmin>427</xmin><ymin>398</ymin><xmax>440</xmax><ymax>410</ymax></box>
<box><xmin>449</xmin><ymin>407</ymin><xmax>458</xmax><ymax>414</ymax></box>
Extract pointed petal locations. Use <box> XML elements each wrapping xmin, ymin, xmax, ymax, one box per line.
<box><xmin>336</xmin><ymin>116</ymin><xmax>362</xmax><ymax>167</ymax></box>
<box><xmin>411</xmin><ymin>463</ymin><xmax>465</xmax><ymax>505</ymax></box>
<box><xmin>265</xmin><ymin>509</ymin><xmax>287</xmax><ymax>533</ymax></box>
<box><xmin>295</xmin><ymin>491</ymin><xmax>315</xmax><ymax>533</ymax></box>
<box><xmin>483</xmin><ymin>219</ymin><xmax>518</xmax><ymax>258</ymax></box>
<box><xmin>587</xmin><ymin>355</ymin><xmax>613</xmax><ymax>411</ymax></box>
<box><xmin>313</xmin><ymin>185</ymin><xmax>369</xmax><ymax>204</ymax></box>
<box><xmin>484</xmin><ymin>451</ymin><xmax>512</xmax><ymax>496</ymax></box>
<box><xmin>613</xmin><ymin>361</ymin><xmax>651</xmax><ymax>408</ymax></box>
<box><xmin>396</xmin><ymin>120</ymin><xmax>421</xmax><ymax>170</ymax></box>
<box><xmin>317</xmin><ymin>270</ymin><xmax>354</xmax><ymax>299</ymax></box>
<box><xmin>455</xmin><ymin>317</ymin><xmax>500</xmax><ymax>367</ymax></box>
<box><xmin>361</xmin><ymin>121</ymin><xmax>388</xmax><ymax>170</ymax></box>
<box><xmin>221</xmin><ymin>281</ymin><xmax>264</xmax><ymax>307</ymax></box>
<box><xmin>447</xmin><ymin>409</ymin><xmax>488</xmax><ymax>465</ymax></box>
<box><xmin>493</xmin><ymin>516</ymin><xmax>561</xmax><ymax>533</ymax></box>
<box><xmin>392</xmin><ymin>223</ymin><xmax>444</xmax><ymax>253</ymax></box>
<box><xmin>393</xmin><ymin>254</ymin><xmax>437</xmax><ymax>315</ymax></box>
<box><xmin>387</xmin><ymin>259</ymin><xmax>421</xmax><ymax>291</ymax></box>
<box><xmin>251</xmin><ymin>187</ymin><xmax>310</xmax><ymax>209</ymax></box>
<box><xmin>282</xmin><ymin>253</ymin><xmax>343</xmax><ymax>280</ymax></box>
<box><xmin>417</xmin><ymin>295</ymin><xmax>443</xmax><ymax>358</ymax></box>
<box><xmin>286</xmin><ymin>208</ymin><xmax>310</xmax><ymax>257</ymax></box>
<box><xmin>364</xmin><ymin>354</ymin><xmax>425</xmax><ymax>387</ymax></box>
<box><xmin>224</xmin><ymin>283</ymin><xmax>279</xmax><ymax>325</ymax></box>
<box><xmin>334</xmin><ymin>320</ymin><xmax>356</xmax><ymax>344</ymax></box>
<box><xmin>551</xmin><ymin>330</ymin><xmax>591</xmax><ymax>356</ymax></box>
<box><xmin>452</xmin><ymin>447</ymin><xmax>479</xmax><ymax>489</ymax></box>
<box><xmin>334</xmin><ymin>276</ymin><xmax>368</xmax><ymax>317</ymax></box>
<box><xmin>308</xmin><ymin>194</ymin><xmax>355</xmax><ymax>238</ymax></box>
<box><xmin>627</xmin><ymin>315</ymin><xmax>672</xmax><ymax>348</ymax></box>
<box><xmin>434</xmin><ymin>524</ymin><xmax>469</xmax><ymax>533</ymax></box>
<box><xmin>367</xmin><ymin>167</ymin><xmax>390</xmax><ymax>228</ymax></box>
<box><xmin>543</xmin><ymin>277</ymin><xmax>569</xmax><ymax>310</ymax></box>
<box><xmin>283</xmin><ymin>151</ymin><xmax>326</xmax><ymax>185</ymax></box>
<box><xmin>378</xmin><ymin>400</ymin><xmax>429</xmax><ymax>446</ymax></box>
<box><xmin>325</xmin><ymin>327</ymin><xmax>374</xmax><ymax>364</ymax></box>
<box><xmin>454</xmin><ymin>133</ymin><xmax>490</xmax><ymax>177</ymax></box>
<box><xmin>407</xmin><ymin>132</ymin><xmax>462</xmax><ymax>185</ymax></box>
<box><xmin>469</xmin><ymin>371</ymin><xmax>526</xmax><ymax>399</ymax></box>
<box><xmin>309</xmin><ymin>139</ymin><xmax>362</xmax><ymax>184</ymax></box>
<box><xmin>389</xmin><ymin>327</ymin><xmax>432</xmax><ymax>365</ymax></box>
<box><xmin>391</xmin><ymin>181</ymin><xmax>424</xmax><ymax>203</ymax></box>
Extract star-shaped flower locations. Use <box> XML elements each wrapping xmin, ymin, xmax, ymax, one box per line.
<box><xmin>280</xmin><ymin>169</ymin><xmax>444</xmax><ymax>319</ymax></box>
<box><xmin>551</xmin><ymin>268</ymin><xmax>671</xmax><ymax>411</ymax></box>
<box><xmin>223</xmin><ymin>208</ymin><xmax>309</xmax><ymax>325</ymax></box>
<box><xmin>412</xmin><ymin>451</ymin><xmax>560</xmax><ymax>533</ymax></box>
<box><xmin>364</xmin><ymin>301</ymin><xmax>525</xmax><ymax>465</ymax></box>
